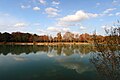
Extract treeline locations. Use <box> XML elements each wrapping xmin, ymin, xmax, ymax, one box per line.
<box><xmin>0</xmin><ymin>32</ymin><xmax>105</xmax><ymax>43</ymax></box>
<box><xmin>0</xmin><ymin>32</ymin><xmax>34</xmax><ymax>42</ymax></box>
<box><xmin>0</xmin><ymin>30</ymin><xmax>119</xmax><ymax>43</ymax></box>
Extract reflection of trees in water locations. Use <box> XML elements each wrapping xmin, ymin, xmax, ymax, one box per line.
<box><xmin>78</xmin><ymin>45</ymin><xmax>94</xmax><ymax>54</ymax></box>
<box><xmin>0</xmin><ymin>44</ymin><xmax>94</xmax><ymax>56</ymax></box>
<box><xmin>47</xmin><ymin>44</ymin><xmax>95</xmax><ymax>57</ymax></box>
<box><xmin>0</xmin><ymin>45</ymin><xmax>49</xmax><ymax>55</ymax></box>
<box><xmin>52</xmin><ymin>45</ymin><xmax>63</xmax><ymax>55</ymax></box>
<box><xmin>90</xmin><ymin>26</ymin><xmax>120</xmax><ymax>80</ymax></box>
<box><xmin>62</xmin><ymin>45</ymin><xmax>74</xmax><ymax>56</ymax></box>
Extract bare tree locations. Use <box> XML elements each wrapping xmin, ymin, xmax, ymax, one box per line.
<box><xmin>90</xmin><ymin>22</ymin><xmax>120</xmax><ymax>80</ymax></box>
<box><xmin>63</xmin><ymin>32</ymin><xmax>74</xmax><ymax>42</ymax></box>
<box><xmin>57</xmin><ymin>32</ymin><xmax>62</xmax><ymax>42</ymax></box>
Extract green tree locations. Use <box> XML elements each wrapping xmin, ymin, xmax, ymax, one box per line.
<box><xmin>2</xmin><ymin>32</ymin><xmax>12</xmax><ymax>42</ymax></box>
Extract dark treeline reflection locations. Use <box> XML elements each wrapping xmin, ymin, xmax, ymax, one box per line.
<box><xmin>0</xmin><ymin>45</ymin><xmax>94</xmax><ymax>56</ymax></box>
<box><xmin>0</xmin><ymin>45</ymin><xmax>49</xmax><ymax>55</ymax></box>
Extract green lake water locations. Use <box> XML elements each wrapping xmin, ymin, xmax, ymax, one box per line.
<box><xmin>0</xmin><ymin>45</ymin><xmax>119</xmax><ymax>80</ymax></box>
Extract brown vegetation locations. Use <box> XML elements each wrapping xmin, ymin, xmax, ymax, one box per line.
<box><xmin>0</xmin><ymin>31</ymin><xmax>107</xmax><ymax>44</ymax></box>
<box><xmin>90</xmin><ymin>24</ymin><xmax>120</xmax><ymax>80</ymax></box>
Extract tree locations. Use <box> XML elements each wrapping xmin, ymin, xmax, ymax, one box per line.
<box><xmin>90</xmin><ymin>23</ymin><xmax>120</xmax><ymax>80</ymax></box>
<box><xmin>11</xmin><ymin>32</ymin><xmax>32</xmax><ymax>42</ymax></box>
<box><xmin>1</xmin><ymin>32</ymin><xmax>12</xmax><ymax>42</ymax></box>
<box><xmin>38</xmin><ymin>35</ymin><xmax>49</xmax><ymax>42</ymax></box>
<box><xmin>79</xmin><ymin>33</ymin><xmax>91</xmax><ymax>42</ymax></box>
<box><xmin>74</xmin><ymin>34</ymin><xmax>80</xmax><ymax>42</ymax></box>
<box><xmin>63</xmin><ymin>32</ymin><xmax>74</xmax><ymax>42</ymax></box>
<box><xmin>49</xmin><ymin>35</ymin><xmax>53</xmax><ymax>43</ymax></box>
<box><xmin>57</xmin><ymin>32</ymin><xmax>62</xmax><ymax>42</ymax></box>
<box><xmin>0</xmin><ymin>32</ymin><xmax>2</xmax><ymax>42</ymax></box>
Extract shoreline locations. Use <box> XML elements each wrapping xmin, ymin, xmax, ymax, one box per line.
<box><xmin>0</xmin><ymin>42</ymin><xmax>91</xmax><ymax>45</ymax></box>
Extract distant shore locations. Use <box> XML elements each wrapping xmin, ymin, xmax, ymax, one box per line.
<box><xmin>0</xmin><ymin>42</ymin><xmax>91</xmax><ymax>45</ymax></box>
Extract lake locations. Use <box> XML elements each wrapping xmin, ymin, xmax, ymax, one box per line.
<box><xmin>0</xmin><ymin>45</ymin><xmax>119</xmax><ymax>80</ymax></box>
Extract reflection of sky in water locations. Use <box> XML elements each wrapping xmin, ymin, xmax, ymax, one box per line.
<box><xmin>1</xmin><ymin>51</ymin><xmax>94</xmax><ymax>74</ymax></box>
<box><xmin>56</xmin><ymin>53</ymin><xmax>94</xmax><ymax>74</ymax></box>
<box><xmin>0</xmin><ymin>45</ymin><xmax>100</xmax><ymax>80</ymax></box>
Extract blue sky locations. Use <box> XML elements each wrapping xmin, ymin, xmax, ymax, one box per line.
<box><xmin>0</xmin><ymin>0</ymin><xmax>120</xmax><ymax>36</ymax></box>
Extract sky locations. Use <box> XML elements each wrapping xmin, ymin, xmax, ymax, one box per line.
<box><xmin>0</xmin><ymin>0</ymin><xmax>120</xmax><ymax>36</ymax></box>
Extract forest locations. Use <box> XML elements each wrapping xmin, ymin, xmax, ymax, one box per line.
<box><xmin>0</xmin><ymin>31</ymin><xmax>105</xmax><ymax>43</ymax></box>
<box><xmin>0</xmin><ymin>27</ymin><xmax>119</xmax><ymax>43</ymax></box>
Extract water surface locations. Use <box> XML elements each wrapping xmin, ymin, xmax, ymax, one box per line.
<box><xmin>0</xmin><ymin>45</ymin><xmax>113</xmax><ymax>80</ymax></box>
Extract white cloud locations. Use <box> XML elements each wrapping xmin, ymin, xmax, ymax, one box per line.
<box><xmin>87</xmin><ymin>13</ymin><xmax>98</xmax><ymax>17</ymax></box>
<box><xmin>101</xmin><ymin>25</ymin><xmax>107</xmax><ymax>29</ymax></box>
<box><xmin>103</xmin><ymin>8</ymin><xmax>116</xmax><ymax>14</ymax></box>
<box><xmin>47</xmin><ymin>27</ymin><xmax>59</xmax><ymax>32</ymax></box>
<box><xmin>56</xmin><ymin>22</ymin><xmax>75</xmax><ymax>27</ymax></box>
<box><xmin>52</xmin><ymin>0</ymin><xmax>60</xmax><ymax>8</ymax></box>
<box><xmin>21</xmin><ymin>5</ymin><xmax>31</xmax><ymax>9</ymax></box>
<box><xmin>62</xmin><ymin>28</ymin><xmax>70</xmax><ymax>32</ymax></box>
<box><xmin>14</xmin><ymin>22</ymin><xmax>28</xmax><ymax>27</ymax></box>
<box><xmin>112</xmin><ymin>0</ymin><xmax>117</xmax><ymax>4</ymax></box>
<box><xmin>59</xmin><ymin>11</ymin><xmax>88</xmax><ymax>22</ymax></box>
<box><xmin>45</xmin><ymin>7</ymin><xmax>59</xmax><ymax>17</ymax></box>
<box><xmin>115</xmin><ymin>12</ymin><xmax>120</xmax><ymax>16</ymax></box>
<box><xmin>56</xmin><ymin>21</ymin><xmax>81</xmax><ymax>27</ymax></box>
<box><xmin>33</xmin><ymin>7</ymin><xmax>40</xmax><ymax>11</ymax></box>
<box><xmin>33</xmin><ymin>23</ymin><xmax>41</xmax><ymax>26</ymax></box>
<box><xmin>108</xmin><ymin>13</ymin><xmax>114</xmax><ymax>16</ymax></box>
<box><xmin>59</xmin><ymin>10</ymin><xmax>98</xmax><ymax>23</ymax></box>
<box><xmin>99</xmin><ymin>8</ymin><xmax>116</xmax><ymax>17</ymax></box>
<box><xmin>39</xmin><ymin>0</ymin><xmax>46</xmax><ymax>5</ymax></box>
<box><xmin>56</xmin><ymin>10</ymin><xmax>98</xmax><ymax>27</ymax></box>
<box><xmin>101</xmin><ymin>25</ymin><xmax>117</xmax><ymax>31</ymax></box>
<box><xmin>47</xmin><ymin>27</ymin><xmax>70</xmax><ymax>32</ymax></box>
<box><xmin>112</xmin><ymin>0</ymin><xmax>119</xmax><ymax>5</ymax></box>
<box><xmin>52</xmin><ymin>1</ymin><xmax>60</xmax><ymax>5</ymax></box>
<box><xmin>101</xmin><ymin>25</ymin><xmax>113</xmax><ymax>31</ymax></box>
<box><xmin>96</xmin><ymin>3</ymin><xmax>100</xmax><ymax>6</ymax></box>
<box><xmin>80</xmin><ymin>26</ymin><xmax>86</xmax><ymax>30</ymax></box>
<box><xmin>0</xmin><ymin>13</ymin><xmax>29</xmax><ymax>33</ymax></box>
